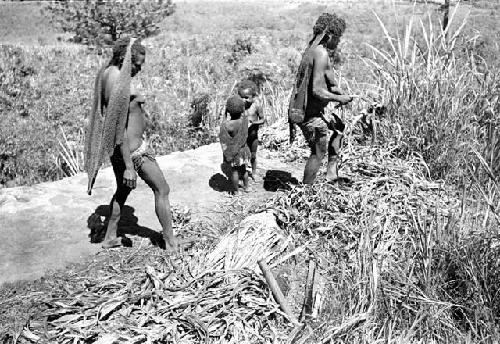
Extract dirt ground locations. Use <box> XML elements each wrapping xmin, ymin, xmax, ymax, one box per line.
<box><xmin>0</xmin><ymin>143</ymin><xmax>302</xmax><ymax>285</ymax></box>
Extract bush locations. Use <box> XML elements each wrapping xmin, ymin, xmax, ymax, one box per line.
<box><xmin>226</xmin><ymin>36</ymin><xmax>254</xmax><ymax>66</ymax></box>
<box><xmin>0</xmin><ymin>46</ymin><xmax>37</xmax><ymax>117</ymax></box>
<box><xmin>0</xmin><ymin>45</ymin><xmax>96</xmax><ymax>186</ymax></box>
<box><xmin>43</xmin><ymin>0</ymin><xmax>175</xmax><ymax>46</ymax></box>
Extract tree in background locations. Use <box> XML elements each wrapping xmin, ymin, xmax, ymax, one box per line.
<box><xmin>43</xmin><ymin>0</ymin><xmax>175</xmax><ymax>46</ymax></box>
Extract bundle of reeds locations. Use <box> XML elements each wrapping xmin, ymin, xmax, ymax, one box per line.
<box><xmin>203</xmin><ymin>211</ymin><xmax>288</xmax><ymax>272</ymax></box>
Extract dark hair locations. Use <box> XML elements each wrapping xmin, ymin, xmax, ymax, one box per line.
<box><xmin>236</xmin><ymin>79</ymin><xmax>258</xmax><ymax>96</ymax></box>
<box><xmin>226</xmin><ymin>95</ymin><xmax>245</xmax><ymax>118</ymax></box>
<box><xmin>313</xmin><ymin>13</ymin><xmax>346</xmax><ymax>39</ymax></box>
<box><xmin>109</xmin><ymin>37</ymin><xmax>146</xmax><ymax>67</ymax></box>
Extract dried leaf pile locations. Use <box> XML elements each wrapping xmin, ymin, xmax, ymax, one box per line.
<box><xmin>2</xmin><ymin>237</ymin><xmax>291</xmax><ymax>344</ymax></box>
<box><xmin>270</xmin><ymin>144</ymin><xmax>455</xmax><ymax>236</ymax></box>
<box><xmin>259</xmin><ymin>141</ymin><xmax>465</xmax><ymax>341</ymax></box>
<box><xmin>2</xmin><ymin>122</ymin><xmax>478</xmax><ymax>343</ymax></box>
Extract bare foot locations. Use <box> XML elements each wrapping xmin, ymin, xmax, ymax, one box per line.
<box><xmin>163</xmin><ymin>235</ymin><xmax>179</xmax><ymax>253</ymax></box>
<box><xmin>102</xmin><ymin>237</ymin><xmax>123</xmax><ymax>249</ymax></box>
<box><xmin>326</xmin><ymin>176</ymin><xmax>352</xmax><ymax>186</ymax></box>
<box><xmin>229</xmin><ymin>190</ymin><xmax>240</xmax><ymax>196</ymax></box>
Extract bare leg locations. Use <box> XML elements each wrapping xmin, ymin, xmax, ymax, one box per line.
<box><xmin>326</xmin><ymin>130</ymin><xmax>343</xmax><ymax>182</ymax></box>
<box><xmin>103</xmin><ymin>165</ymin><xmax>131</xmax><ymax>248</ymax></box>
<box><xmin>249</xmin><ymin>136</ymin><xmax>259</xmax><ymax>179</ymax></box>
<box><xmin>303</xmin><ymin>131</ymin><xmax>327</xmax><ymax>185</ymax></box>
<box><xmin>231</xmin><ymin>167</ymin><xmax>240</xmax><ymax>195</ymax></box>
<box><xmin>242</xmin><ymin>166</ymin><xmax>250</xmax><ymax>192</ymax></box>
<box><xmin>138</xmin><ymin>158</ymin><xmax>178</xmax><ymax>252</ymax></box>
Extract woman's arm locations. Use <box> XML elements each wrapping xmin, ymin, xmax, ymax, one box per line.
<box><xmin>120</xmin><ymin>128</ymin><xmax>137</xmax><ymax>189</ymax></box>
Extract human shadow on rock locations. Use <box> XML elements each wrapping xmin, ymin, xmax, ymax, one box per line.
<box><xmin>208</xmin><ymin>161</ymin><xmax>234</xmax><ymax>193</ymax></box>
<box><xmin>87</xmin><ymin>204</ymin><xmax>164</xmax><ymax>248</ymax></box>
<box><xmin>263</xmin><ymin>170</ymin><xmax>299</xmax><ymax>192</ymax></box>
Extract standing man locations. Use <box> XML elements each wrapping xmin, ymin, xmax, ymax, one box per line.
<box><xmin>85</xmin><ymin>37</ymin><xmax>178</xmax><ymax>251</ymax></box>
<box><xmin>289</xmin><ymin>13</ymin><xmax>353</xmax><ymax>184</ymax></box>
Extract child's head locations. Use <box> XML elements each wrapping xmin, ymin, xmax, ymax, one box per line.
<box><xmin>226</xmin><ymin>95</ymin><xmax>245</xmax><ymax>119</ymax></box>
<box><xmin>237</xmin><ymin>79</ymin><xmax>258</xmax><ymax>107</ymax></box>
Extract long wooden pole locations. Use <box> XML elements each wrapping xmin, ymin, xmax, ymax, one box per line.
<box><xmin>258</xmin><ymin>259</ymin><xmax>300</xmax><ymax>325</ymax></box>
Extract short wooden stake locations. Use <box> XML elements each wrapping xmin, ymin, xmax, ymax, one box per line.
<box><xmin>258</xmin><ymin>259</ymin><xmax>299</xmax><ymax>325</ymax></box>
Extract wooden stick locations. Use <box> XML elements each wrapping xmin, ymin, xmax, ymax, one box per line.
<box><xmin>312</xmin><ymin>278</ymin><xmax>324</xmax><ymax>319</ymax></box>
<box><xmin>371</xmin><ymin>118</ymin><xmax>378</xmax><ymax>145</ymax></box>
<box><xmin>258</xmin><ymin>259</ymin><xmax>299</xmax><ymax>325</ymax></box>
<box><xmin>299</xmin><ymin>258</ymin><xmax>316</xmax><ymax>321</ymax></box>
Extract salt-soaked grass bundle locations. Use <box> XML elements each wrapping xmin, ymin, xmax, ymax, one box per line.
<box><xmin>203</xmin><ymin>211</ymin><xmax>289</xmax><ymax>272</ymax></box>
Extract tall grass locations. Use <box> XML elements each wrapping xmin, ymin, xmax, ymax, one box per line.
<box><xmin>364</xmin><ymin>4</ymin><xmax>499</xmax><ymax>183</ymax></box>
<box><xmin>1</xmin><ymin>0</ymin><xmax>498</xmax><ymax>188</ymax></box>
<box><xmin>255</xmin><ymin>4</ymin><xmax>500</xmax><ymax>342</ymax></box>
<box><xmin>283</xmin><ymin>4</ymin><xmax>500</xmax><ymax>341</ymax></box>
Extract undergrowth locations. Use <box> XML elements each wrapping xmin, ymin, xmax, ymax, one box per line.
<box><xmin>5</xmin><ymin>1</ymin><xmax>495</xmax><ymax>187</ymax></box>
<box><xmin>1</xmin><ymin>3</ymin><xmax>500</xmax><ymax>343</ymax></box>
<box><xmin>265</xmin><ymin>143</ymin><xmax>500</xmax><ymax>342</ymax></box>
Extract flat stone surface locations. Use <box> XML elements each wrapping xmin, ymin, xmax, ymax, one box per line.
<box><xmin>0</xmin><ymin>143</ymin><xmax>300</xmax><ymax>285</ymax></box>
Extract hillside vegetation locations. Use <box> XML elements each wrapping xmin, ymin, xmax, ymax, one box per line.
<box><xmin>1</xmin><ymin>0</ymin><xmax>497</xmax><ymax>187</ymax></box>
<box><xmin>1</xmin><ymin>1</ymin><xmax>500</xmax><ymax>342</ymax></box>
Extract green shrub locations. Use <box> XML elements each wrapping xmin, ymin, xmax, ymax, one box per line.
<box><xmin>43</xmin><ymin>0</ymin><xmax>175</xmax><ymax>46</ymax></box>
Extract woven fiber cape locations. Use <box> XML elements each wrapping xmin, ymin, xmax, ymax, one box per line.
<box><xmin>288</xmin><ymin>31</ymin><xmax>327</xmax><ymax>124</ymax></box>
<box><xmin>219</xmin><ymin>115</ymin><xmax>251</xmax><ymax>164</ymax></box>
<box><xmin>84</xmin><ymin>39</ymin><xmax>135</xmax><ymax>195</ymax></box>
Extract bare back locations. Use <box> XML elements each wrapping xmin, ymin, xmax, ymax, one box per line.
<box><xmin>305</xmin><ymin>45</ymin><xmax>334</xmax><ymax>118</ymax></box>
<box><xmin>101</xmin><ymin>66</ymin><xmax>119</xmax><ymax>108</ymax></box>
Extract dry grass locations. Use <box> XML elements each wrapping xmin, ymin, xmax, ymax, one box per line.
<box><xmin>0</xmin><ymin>199</ymin><xmax>297</xmax><ymax>343</ymax></box>
<box><xmin>261</xmin><ymin>138</ymin><xmax>500</xmax><ymax>342</ymax></box>
<box><xmin>0</xmin><ymin>247</ymin><xmax>287</xmax><ymax>343</ymax></box>
<box><xmin>361</xmin><ymin>3</ymin><xmax>499</xmax><ymax>183</ymax></box>
<box><xmin>0</xmin><ymin>0</ymin><xmax>456</xmax><ymax>187</ymax></box>
<box><xmin>1</xmin><ymin>1</ymin><xmax>500</xmax><ymax>343</ymax></box>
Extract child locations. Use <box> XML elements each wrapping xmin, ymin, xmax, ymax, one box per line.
<box><xmin>237</xmin><ymin>79</ymin><xmax>265</xmax><ymax>180</ymax></box>
<box><xmin>219</xmin><ymin>95</ymin><xmax>252</xmax><ymax>195</ymax></box>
